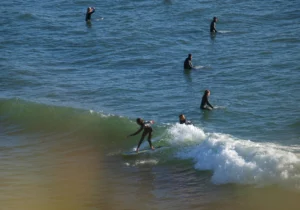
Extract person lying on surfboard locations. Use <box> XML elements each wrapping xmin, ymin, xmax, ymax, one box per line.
<box><xmin>127</xmin><ymin>118</ymin><xmax>155</xmax><ymax>152</ymax></box>
<box><xmin>179</xmin><ymin>114</ymin><xmax>192</xmax><ymax>125</ymax></box>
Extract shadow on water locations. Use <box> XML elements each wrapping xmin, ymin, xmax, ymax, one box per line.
<box><xmin>86</xmin><ymin>21</ymin><xmax>92</xmax><ymax>28</ymax></box>
<box><xmin>183</xmin><ymin>69</ymin><xmax>192</xmax><ymax>83</ymax></box>
<box><xmin>200</xmin><ymin>109</ymin><xmax>213</xmax><ymax>121</ymax></box>
<box><xmin>210</xmin><ymin>33</ymin><xmax>216</xmax><ymax>41</ymax></box>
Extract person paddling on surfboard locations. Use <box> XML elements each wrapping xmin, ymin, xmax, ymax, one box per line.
<box><xmin>210</xmin><ymin>17</ymin><xmax>218</xmax><ymax>33</ymax></box>
<box><xmin>200</xmin><ymin>90</ymin><xmax>214</xmax><ymax>110</ymax></box>
<box><xmin>179</xmin><ymin>114</ymin><xmax>192</xmax><ymax>125</ymax></box>
<box><xmin>85</xmin><ymin>7</ymin><xmax>95</xmax><ymax>22</ymax></box>
<box><xmin>127</xmin><ymin>118</ymin><xmax>155</xmax><ymax>153</ymax></box>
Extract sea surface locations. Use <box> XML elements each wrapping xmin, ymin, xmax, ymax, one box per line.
<box><xmin>1</xmin><ymin>0</ymin><xmax>300</xmax><ymax>209</ymax></box>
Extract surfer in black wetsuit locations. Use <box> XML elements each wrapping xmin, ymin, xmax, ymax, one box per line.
<box><xmin>200</xmin><ymin>90</ymin><xmax>214</xmax><ymax>110</ymax></box>
<box><xmin>210</xmin><ymin>17</ymin><xmax>218</xmax><ymax>33</ymax></box>
<box><xmin>127</xmin><ymin>118</ymin><xmax>155</xmax><ymax>152</ymax></box>
<box><xmin>85</xmin><ymin>7</ymin><xmax>95</xmax><ymax>22</ymax></box>
<box><xmin>184</xmin><ymin>54</ymin><xmax>193</xmax><ymax>70</ymax></box>
<box><xmin>179</xmin><ymin>114</ymin><xmax>192</xmax><ymax>125</ymax></box>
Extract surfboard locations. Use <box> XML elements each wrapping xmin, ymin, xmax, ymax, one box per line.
<box><xmin>122</xmin><ymin>146</ymin><xmax>164</xmax><ymax>156</ymax></box>
<box><xmin>218</xmin><ymin>30</ymin><xmax>231</xmax><ymax>34</ymax></box>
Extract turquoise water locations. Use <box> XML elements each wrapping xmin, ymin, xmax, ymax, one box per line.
<box><xmin>1</xmin><ymin>0</ymin><xmax>300</xmax><ymax>209</ymax></box>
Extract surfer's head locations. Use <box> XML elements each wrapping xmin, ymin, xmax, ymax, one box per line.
<box><xmin>188</xmin><ymin>54</ymin><xmax>192</xmax><ymax>60</ymax></box>
<box><xmin>136</xmin><ymin>118</ymin><xmax>143</xmax><ymax>125</ymax></box>
<box><xmin>213</xmin><ymin>17</ymin><xmax>218</xmax><ymax>22</ymax></box>
<box><xmin>87</xmin><ymin>7</ymin><xmax>94</xmax><ymax>13</ymax></box>
<box><xmin>179</xmin><ymin>114</ymin><xmax>186</xmax><ymax>121</ymax></box>
<box><xmin>204</xmin><ymin>89</ymin><xmax>210</xmax><ymax>96</ymax></box>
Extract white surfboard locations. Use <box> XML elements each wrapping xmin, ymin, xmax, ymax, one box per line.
<box><xmin>122</xmin><ymin>146</ymin><xmax>164</xmax><ymax>156</ymax></box>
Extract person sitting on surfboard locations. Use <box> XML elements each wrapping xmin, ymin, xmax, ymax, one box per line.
<box><xmin>210</xmin><ymin>17</ymin><xmax>218</xmax><ymax>33</ymax></box>
<box><xmin>200</xmin><ymin>90</ymin><xmax>214</xmax><ymax>110</ymax></box>
<box><xmin>184</xmin><ymin>54</ymin><xmax>193</xmax><ymax>70</ymax></box>
<box><xmin>127</xmin><ymin>118</ymin><xmax>155</xmax><ymax>152</ymax></box>
<box><xmin>85</xmin><ymin>7</ymin><xmax>95</xmax><ymax>22</ymax></box>
<box><xmin>179</xmin><ymin>114</ymin><xmax>192</xmax><ymax>125</ymax></box>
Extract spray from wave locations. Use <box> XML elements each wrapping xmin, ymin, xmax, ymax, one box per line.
<box><xmin>165</xmin><ymin>123</ymin><xmax>300</xmax><ymax>187</ymax></box>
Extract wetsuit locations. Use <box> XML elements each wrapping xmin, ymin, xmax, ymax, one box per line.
<box><xmin>184</xmin><ymin>57</ymin><xmax>193</xmax><ymax>69</ymax></box>
<box><xmin>129</xmin><ymin>121</ymin><xmax>153</xmax><ymax>149</ymax></box>
<box><xmin>200</xmin><ymin>95</ymin><xmax>213</xmax><ymax>110</ymax></box>
<box><xmin>85</xmin><ymin>8</ymin><xmax>95</xmax><ymax>22</ymax></box>
<box><xmin>210</xmin><ymin>20</ymin><xmax>217</xmax><ymax>33</ymax></box>
<box><xmin>179</xmin><ymin>119</ymin><xmax>186</xmax><ymax>124</ymax></box>
<box><xmin>179</xmin><ymin>119</ymin><xmax>192</xmax><ymax>125</ymax></box>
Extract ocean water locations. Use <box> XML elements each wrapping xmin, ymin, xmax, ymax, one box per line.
<box><xmin>1</xmin><ymin>0</ymin><xmax>300</xmax><ymax>209</ymax></box>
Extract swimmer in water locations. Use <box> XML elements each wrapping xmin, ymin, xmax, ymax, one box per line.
<box><xmin>85</xmin><ymin>7</ymin><xmax>95</xmax><ymax>22</ymax></box>
<box><xmin>210</xmin><ymin>17</ymin><xmax>218</xmax><ymax>33</ymax></box>
<box><xmin>179</xmin><ymin>114</ymin><xmax>192</xmax><ymax>125</ymax></box>
<box><xmin>184</xmin><ymin>54</ymin><xmax>193</xmax><ymax>70</ymax></box>
<box><xmin>127</xmin><ymin>118</ymin><xmax>155</xmax><ymax>152</ymax></box>
<box><xmin>200</xmin><ymin>90</ymin><xmax>214</xmax><ymax>110</ymax></box>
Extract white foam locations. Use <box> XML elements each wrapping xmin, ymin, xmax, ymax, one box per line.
<box><xmin>166</xmin><ymin>123</ymin><xmax>206</xmax><ymax>146</ymax></box>
<box><xmin>89</xmin><ymin>109</ymin><xmax>124</xmax><ymax>118</ymax></box>
<box><xmin>89</xmin><ymin>109</ymin><xmax>109</xmax><ymax>117</ymax></box>
<box><xmin>124</xmin><ymin>159</ymin><xmax>159</xmax><ymax>167</ymax></box>
<box><xmin>166</xmin><ymin>124</ymin><xmax>300</xmax><ymax>186</ymax></box>
<box><xmin>135</xmin><ymin>159</ymin><xmax>159</xmax><ymax>165</ymax></box>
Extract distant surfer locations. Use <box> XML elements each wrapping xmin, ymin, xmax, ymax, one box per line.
<box><xmin>85</xmin><ymin>7</ymin><xmax>95</xmax><ymax>22</ymax></box>
<box><xmin>184</xmin><ymin>54</ymin><xmax>193</xmax><ymax>70</ymax></box>
<box><xmin>200</xmin><ymin>90</ymin><xmax>214</xmax><ymax>110</ymax></box>
<box><xmin>210</xmin><ymin>17</ymin><xmax>218</xmax><ymax>33</ymax></box>
<box><xmin>179</xmin><ymin>114</ymin><xmax>192</xmax><ymax>125</ymax></box>
<box><xmin>127</xmin><ymin>118</ymin><xmax>155</xmax><ymax>152</ymax></box>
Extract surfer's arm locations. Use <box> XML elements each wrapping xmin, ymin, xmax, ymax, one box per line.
<box><xmin>207</xmin><ymin>101</ymin><xmax>214</xmax><ymax>109</ymax></box>
<box><xmin>189</xmin><ymin>61</ymin><xmax>193</xmax><ymax>69</ymax></box>
<box><xmin>214</xmin><ymin>23</ymin><xmax>217</xmax><ymax>32</ymax></box>
<box><xmin>211</xmin><ymin>22</ymin><xmax>217</xmax><ymax>33</ymax></box>
<box><xmin>128</xmin><ymin>126</ymin><xmax>143</xmax><ymax>137</ymax></box>
<box><xmin>88</xmin><ymin>7</ymin><xmax>95</xmax><ymax>14</ymax></box>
